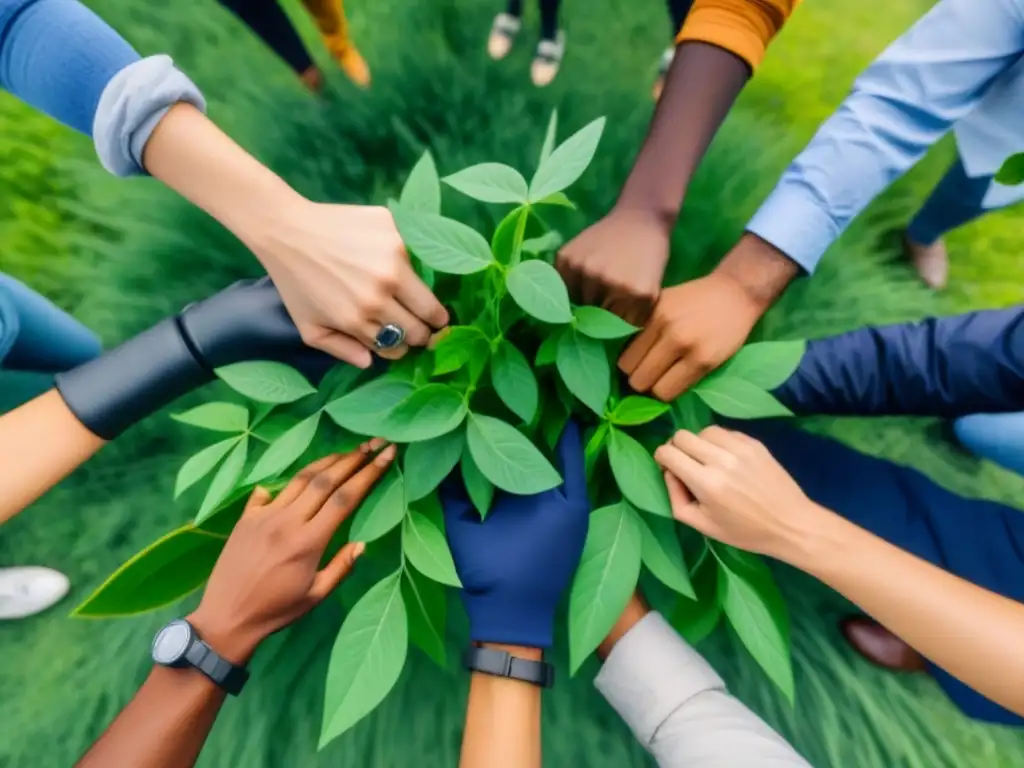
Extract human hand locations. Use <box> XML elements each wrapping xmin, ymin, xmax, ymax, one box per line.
<box><xmin>441</xmin><ymin>422</ymin><xmax>589</xmax><ymax>648</ymax></box>
<box><xmin>188</xmin><ymin>443</ymin><xmax>396</xmax><ymax>663</ymax></box>
<box><xmin>244</xmin><ymin>201</ymin><xmax>449</xmax><ymax>367</ymax></box>
<box><xmin>556</xmin><ymin>208</ymin><xmax>671</xmax><ymax>325</ymax></box>
<box><xmin>617</xmin><ymin>271</ymin><xmax>764</xmax><ymax>401</ymax></box>
<box><xmin>653</xmin><ymin>426</ymin><xmax>824</xmax><ymax>561</ymax></box>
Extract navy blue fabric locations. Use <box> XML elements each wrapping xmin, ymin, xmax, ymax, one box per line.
<box><xmin>740</xmin><ymin>421</ymin><xmax>1024</xmax><ymax>726</ymax></box>
<box><xmin>442</xmin><ymin>422</ymin><xmax>589</xmax><ymax>649</ymax></box>
<box><xmin>773</xmin><ymin>307</ymin><xmax>1024</xmax><ymax>418</ymax></box>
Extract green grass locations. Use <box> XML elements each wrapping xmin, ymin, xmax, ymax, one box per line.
<box><xmin>2</xmin><ymin>0</ymin><xmax>1024</xmax><ymax>766</ymax></box>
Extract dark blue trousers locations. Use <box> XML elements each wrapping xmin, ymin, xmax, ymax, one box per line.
<box><xmin>740</xmin><ymin>422</ymin><xmax>1024</xmax><ymax>727</ymax></box>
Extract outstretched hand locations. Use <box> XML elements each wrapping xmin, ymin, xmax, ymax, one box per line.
<box><xmin>442</xmin><ymin>422</ymin><xmax>590</xmax><ymax>649</ymax></box>
<box><xmin>188</xmin><ymin>442</ymin><xmax>396</xmax><ymax>663</ymax></box>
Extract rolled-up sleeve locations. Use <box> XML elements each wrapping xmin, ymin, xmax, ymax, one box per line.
<box><xmin>675</xmin><ymin>0</ymin><xmax>801</xmax><ymax>72</ymax></box>
<box><xmin>746</xmin><ymin>0</ymin><xmax>1024</xmax><ymax>273</ymax></box>
<box><xmin>595</xmin><ymin>612</ymin><xmax>810</xmax><ymax>767</ymax></box>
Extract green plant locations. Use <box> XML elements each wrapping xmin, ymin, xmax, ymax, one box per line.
<box><xmin>73</xmin><ymin>113</ymin><xmax>806</xmax><ymax>748</ymax></box>
<box><xmin>996</xmin><ymin>152</ymin><xmax>1024</xmax><ymax>186</ymax></box>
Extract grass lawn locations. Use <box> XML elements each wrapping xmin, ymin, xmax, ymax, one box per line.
<box><xmin>1</xmin><ymin>1</ymin><xmax>1023</xmax><ymax>767</ymax></box>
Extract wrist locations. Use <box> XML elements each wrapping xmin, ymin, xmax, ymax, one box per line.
<box><xmin>770</xmin><ymin>501</ymin><xmax>853</xmax><ymax>572</ymax></box>
<box><xmin>478</xmin><ymin>642</ymin><xmax>544</xmax><ymax>662</ymax></box>
<box><xmin>223</xmin><ymin>184</ymin><xmax>308</xmax><ymax>256</ymax></box>
<box><xmin>186</xmin><ymin>609</ymin><xmax>262</xmax><ymax>667</ymax></box>
<box><xmin>714</xmin><ymin>234</ymin><xmax>800</xmax><ymax>314</ymax></box>
<box><xmin>612</xmin><ymin>195</ymin><xmax>680</xmax><ymax>238</ymax></box>
<box><xmin>597</xmin><ymin>593</ymin><xmax>650</xmax><ymax>660</ymax></box>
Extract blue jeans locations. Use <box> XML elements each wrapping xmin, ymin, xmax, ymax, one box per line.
<box><xmin>953</xmin><ymin>411</ymin><xmax>1024</xmax><ymax>476</ymax></box>
<box><xmin>0</xmin><ymin>273</ymin><xmax>101</xmax><ymax>374</ymax></box>
<box><xmin>906</xmin><ymin>155</ymin><xmax>993</xmax><ymax>246</ymax></box>
<box><xmin>739</xmin><ymin>421</ymin><xmax>1024</xmax><ymax>726</ymax></box>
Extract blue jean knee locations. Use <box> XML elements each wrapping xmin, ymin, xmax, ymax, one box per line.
<box><xmin>953</xmin><ymin>412</ymin><xmax>1024</xmax><ymax>477</ymax></box>
<box><xmin>0</xmin><ymin>273</ymin><xmax>102</xmax><ymax>374</ymax></box>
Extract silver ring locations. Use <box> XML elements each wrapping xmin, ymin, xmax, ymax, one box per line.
<box><xmin>374</xmin><ymin>323</ymin><xmax>406</xmax><ymax>350</ymax></box>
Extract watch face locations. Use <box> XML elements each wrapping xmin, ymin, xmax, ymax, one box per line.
<box><xmin>152</xmin><ymin>620</ymin><xmax>192</xmax><ymax>665</ymax></box>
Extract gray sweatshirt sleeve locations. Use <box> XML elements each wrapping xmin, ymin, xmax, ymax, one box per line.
<box><xmin>594</xmin><ymin>612</ymin><xmax>812</xmax><ymax>767</ymax></box>
<box><xmin>93</xmin><ymin>53</ymin><xmax>206</xmax><ymax>177</ymax></box>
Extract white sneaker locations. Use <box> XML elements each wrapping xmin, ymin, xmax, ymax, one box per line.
<box><xmin>531</xmin><ymin>31</ymin><xmax>565</xmax><ymax>87</ymax></box>
<box><xmin>0</xmin><ymin>566</ymin><xmax>71</xmax><ymax>620</ymax></box>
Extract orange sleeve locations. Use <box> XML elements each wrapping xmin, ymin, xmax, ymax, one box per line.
<box><xmin>675</xmin><ymin>0</ymin><xmax>801</xmax><ymax>72</ymax></box>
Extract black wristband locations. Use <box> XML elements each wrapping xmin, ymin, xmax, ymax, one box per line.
<box><xmin>462</xmin><ymin>646</ymin><xmax>554</xmax><ymax>688</ymax></box>
<box><xmin>55</xmin><ymin>317</ymin><xmax>211</xmax><ymax>440</ymax></box>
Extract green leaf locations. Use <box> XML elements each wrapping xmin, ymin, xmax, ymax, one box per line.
<box><xmin>694</xmin><ymin>376</ymin><xmax>793</xmax><ymax>419</ymax></box>
<box><xmin>671</xmin><ymin>392</ymin><xmax>713</xmax><ymax>432</ymax></box>
<box><xmin>215</xmin><ymin>362</ymin><xmax>315</xmax><ymax>404</ymax></box>
<box><xmin>610</xmin><ymin>396</ymin><xmax>670</xmax><ymax>426</ymax></box>
<box><xmin>432</xmin><ymin>325</ymin><xmax>489</xmax><ymax>376</ymax></box>
<box><xmin>245</xmin><ymin>412</ymin><xmax>321</xmax><ymax>484</ymax></box>
<box><xmin>174</xmin><ymin>437</ymin><xmax>239</xmax><ymax>499</ymax></box>
<box><xmin>317</xmin><ymin>364</ymin><xmax>364</xmax><ymax>402</ymax></box>
<box><xmin>568</xmin><ymin>501</ymin><xmax>643</xmax><ymax>673</ymax></box>
<box><xmin>72</xmin><ymin>525</ymin><xmax>226</xmax><ymax>617</ymax></box>
<box><xmin>572</xmin><ymin>305</ymin><xmax>639</xmax><ymax>340</ymax></box>
<box><xmin>521</xmin><ymin>230</ymin><xmax>565</xmax><ymax>255</ymax></box>
<box><xmin>251</xmin><ymin>413</ymin><xmax>302</xmax><ymax>443</ymax></box>
<box><xmin>535</xmin><ymin>331</ymin><xmax>561</xmax><ymax>366</ymax></box>
<box><xmin>491</xmin><ymin>205</ymin><xmax>529</xmax><ymax>264</ymax></box>
<box><xmin>382</xmin><ymin>384</ymin><xmax>468</xmax><ymax>442</ymax></box>
<box><xmin>404</xmin><ymin>429</ymin><xmax>465</xmax><ymax>502</ymax></box>
<box><xmin>719</xmin><ymin>340</ymin><xmax>806</xmax><ymax>390</ymax></box>
<box><xmin>556</xmin><ymin>330</ymin><xmax>610</xmax><ymax>416</ymax></box>
<box><xmin>995</xmin><ymin>152</ymin><xmax>1024</xmax><ymax>186</ymax></box>
<box><xmin>540</xmin><ymin>393</ymin><xmax>571</xmax><ymax>453</ymax></box>
<box><xmin>172</xmin><ymin>402</ymin><xmax>248</xmax><ymax>433</ymax></box>
<box><xmin>195</xmin><ymin>436</ymin><xmax>249</xmax><ymax>525</ymax></box>
<box><xmin>320</xmin><ymin>572</ymin><xmax>407</xmax><ymax>747</ymax></box>
<box><xmin>670</xmin><ymin>552</ymin><xmax>721</xmax><ymax>645</ymax></box>
<box><xmin>326</xmin><ymin>377</ymin><xmax>416</xmax><ymax>435</ymax></box>
<box><xmin>403</xmin><ymin>509</ymin><xmax>462</xmax><ymax>587</ymax></box>
<box><xmin>529</xmin><ymin>116</ymin><xmax>606</xmax><ymax>201</ymax></box>
<box><xmin>389</xmin><ymin>204</ymin><xmax>494</xmax><ymax>275</ymax></box>
<box><xmin>491</xmin><ymin>340</ymin><xmax>539</xmax><ymax>423</ymax></box>
<box><xmin>466</xmin><ymin>413</ymin><xmax>561</xmax><ymax>494</ymax></box>
<box><xmin>350</xmin><ymin>469</ymin><xmax>406</xmax><ymax>543</ymax></box>
<box><xmin>402</xmin><ymin>566</ymin><xmax>447</xmax><ymax>667</ymax></box>
<box><xmin>399</xmin><ymin>150</ymin><xmax>441</xmax><ymax>214</ymax></box>
<box><xmin>443</xmin><ymin>162</ymin><xmax>529</xmax><ymax>204</ymax></box>
<box><xmin>539</xmin><ymin>108</ymin><xmax>558</xmax><ymax>165</ymax></box>
<box><xmin>608</xmin><ymin>428</ymin><xmax>671</xmax><ymax>517</ymax></box>
<box><xmin>716</xmin><ymin>547</ymin><xmax>794</xmax><ymax>703</ymax></box>
<box><xmin>584</xmin><ymin>422</ymin><xmax>610</xmax><ymax>478</ymax></box>
<box><xmin>461</xmin><ymin>448</ymin><xmax>495</xmax><ymax>518</ymax></box>
<box><xmin>638</xmin><ymin>515</ymin><xmax>694</xmax><ymax>597</ymax></box>
<box><xmin>506</xmin><ymin>259</ymin><xmax>573</xmax><ymax>324</ymax></box>
<box><xmin>534</xmin><ymin>192</ymin><xmax>575</xmax><ymax>209</ymax></box>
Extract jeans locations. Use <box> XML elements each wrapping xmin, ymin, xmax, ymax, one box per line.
<box><xmin>0</xmin><ymin>273</ymin><xmax>101</xmax><ymax>374</ymax></box>
<box><xmin>953</xmin><ymin>411</ymin><xmax>1024</xmax><ymax>476</ymax></box>
<box><xmin>906</xmin><ymin>155</ymin><xmax>993</xmax><ymax>246</ymax></box>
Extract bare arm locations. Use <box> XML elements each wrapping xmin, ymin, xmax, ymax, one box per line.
<box><xmin>460</xmin><ymin>643</ymin><xmax>543</xmax><ymax>768</ymax></box>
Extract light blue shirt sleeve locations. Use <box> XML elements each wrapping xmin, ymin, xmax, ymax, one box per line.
<box><xmin>746</xmin><ymin>0</ymin><xmax>1024</xmax><ymax>273</ymax></box>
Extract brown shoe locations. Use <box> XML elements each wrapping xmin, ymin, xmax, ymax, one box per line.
<box><xmin>903</xmin><ymin>232</ymin><xmax>949</xmax><ymax>290</ymax></box>
<box><xmin>840</xmin><ymin>616</ymin><xmax>928</xmax><ymax>672</ymax></box>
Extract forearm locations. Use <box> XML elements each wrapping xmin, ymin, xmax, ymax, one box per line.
<box><xmin>142</xmin><ymin>103</ymin><xmax>305</xmax><ymax>252</ymax></box>
<box><xmin>460</xmin><ymin>643</ymin><xmax>542</xmax><ymax>768</ymax></box>
<box><xmin>772</xmin><ymin>307</ymin><xmax>1024</xmax><ymax>417</ymax></box>
<box><xmin>0</xmin><ymin>390</ymin><xmax>106</xmax><ymax>523</ymax></box>
<box><xmin>786</xmin><ymin>507</ymin><xmax>1024</xmax><ymax>717</ymax></box>
<box><xmin>616</xmin><ymin>42</ymin><xmax>749</xmax><ymax>228</ymax></box>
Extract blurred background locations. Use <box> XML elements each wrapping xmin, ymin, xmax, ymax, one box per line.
<box><xmin>1</xmin><ymin>0</ymin><xmax>1023</xmax><ymax>766</ymax></box>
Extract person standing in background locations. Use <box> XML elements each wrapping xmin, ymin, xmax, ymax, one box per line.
<box><xmin>486</xmin><ymin>0</ymin><xmax>565</xmax><ymax>87</ymax></box>
<box><xmin>216</xmin><ymin>0</ymin><xmax>370</xmax><ymax>91</ymax></box>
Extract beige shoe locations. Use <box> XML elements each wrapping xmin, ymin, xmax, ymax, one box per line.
<box><xmin>488</xmin><ymin>12</ymin><xmax>521</xmax><ymax>60</ymax></box>
<box><xmin>531</xmin><ymin>31</ymin><xmax>565</xmax><ymax>88</ymax></box>
<box><xmin>903</xmin><ymin>232</ymin><xmax>949</xmax><ymax>290</ymax></box>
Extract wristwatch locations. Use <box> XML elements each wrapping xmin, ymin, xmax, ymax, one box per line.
<box><xmin>462</xmin><ymin>646</ymin><xmax>554</xmax><ymax>688</ymax></box>
<box><xmin>151</xmin><ymin>619</ymin><xmax>249</xmax><ymax>696</ymax></box>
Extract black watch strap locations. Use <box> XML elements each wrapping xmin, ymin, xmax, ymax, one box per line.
<box><xmin>185</xmin><ymin>637</ymin><xmax>249</xmax><ymax>696</ymax></box>
<box><xmin>462</xmin><ymin>646</ymin><xmax>554</xmax><ymax>688</ymax></box>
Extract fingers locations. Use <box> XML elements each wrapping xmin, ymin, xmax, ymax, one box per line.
<box><xmin>669</xmin><ymin>429</ymin><xmax>732</xmax><ymax>466</ymax></box>
<box><xmin>651</xmin><ymin>359</ymin><xmax>699</xmax><ymax>402</ymax></box>
<box><xmin>618</xmin><ymin>325</ymin><xmax>658</xmax><ymax>376</ymax></box>
<box><xmin>306</xmin><ymin>444</ymin><xmax>397</xmax><ymax>543</ymax></box>
<box><xmin>663</xmin><ymin>471</ymin><xmax>704</xmax><ymax>527</ymax></box>
<box><xmin>273</xmin><ymin>454</ymin><xmax>344</xmax><ymax>507</ymax></box>
<box><xmin>305</xmin><ymin>327</ymin><xmax>373</xmax><ymax>369</ymax></box>
<box><xmin>653</xmin><ymin>443</ymin><xmax>706</xmax><ymax>492</ymax></box>
<box><xmin>242</xmin><ymin>485</ymin><xmax>274</xmax><ymax>518</ymax></box>
<box><xmin>393</xmin><ymin>262</ymin><xmax>448</xmax><ymax>331</ymax></box>
<box><xmin>292</xmin><ymin>442</ymin><xmax>386</xmax><ymax>519</ymax></box>
<box><xmin>377</xmin><ymin>298</ymin><xmax>433</xmax><ymax>351</ymax></box>
<box><xmin>309</xmin><ymin>541</ymin><xmax>366</xmax><ymax>601</ymax></box>
<box><xmin>580</xmin><ymin>273</ymin><xmax>603</xmax><ymax>307</ymax></box>
<box><xmin>625</xmin><ymin>336</ymin><xmax>677</xmax><ymax>395</ymax></box>
<box><xmin>698</xmin><ymin>424</ymin><xmax>752</xmax><ymax>454</ymax></box>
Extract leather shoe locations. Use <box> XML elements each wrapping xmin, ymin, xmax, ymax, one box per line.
<box><xmin>839</xmin><ymin>615</ymin><xmax>928</xmax><ymax>672</ymax></box>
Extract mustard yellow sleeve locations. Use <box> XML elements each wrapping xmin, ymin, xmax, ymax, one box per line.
<box><xmin>675</xmin><ymin>0</ymin><xmax>801</xmax><ymax>71</ymax></box>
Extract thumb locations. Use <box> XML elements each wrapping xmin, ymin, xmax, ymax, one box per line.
<box><xmin>243</xmin><ymin>485</ymin><xmax>274</xmax><ymax>517</ymax></box>
<box><xmin>664</xmin><ymin>472</ymin><xmax>703</xmax><ymax>528</ymax></box>
<box><xmin>309</xmin><ymin>541</ymin><xmax>366</xmax><ymax>601</ymax></box>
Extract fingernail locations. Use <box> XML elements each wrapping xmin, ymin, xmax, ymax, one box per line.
<box><xmin>367</xmin><ymin>437</ymin><xmax>386</xmax><ymax>451</ymax></box>
<box><xmin>352</xmin><ymin>542</ymin><xmax>366</xmax><ymax>558</ymax></box>
<box><xmin>374</xmin><ymin>444</ymin><xmax>397</xmax><ymax>465</ymax></box>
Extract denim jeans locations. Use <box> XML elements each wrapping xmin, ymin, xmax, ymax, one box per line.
<box><xmin>0</xmin><ymin>273</ymin><xmax>101</xmax><ymax>374</ymax></box>
<box><xmin>953</xmin><ymin>411</ymin><xmax>1024</xmax><ymax>476</ymax></box>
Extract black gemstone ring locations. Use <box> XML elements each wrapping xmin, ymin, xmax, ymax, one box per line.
<box><xmin>374</xmin><ymin>323</ymin><xmax>406</xmax><ymax>350</ymax></box>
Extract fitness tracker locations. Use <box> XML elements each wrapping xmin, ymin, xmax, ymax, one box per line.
<box><xmin>462</xmin><ymin>646</ymin><xmax>554</xmax><ymax>688</ymax></box>
<box><xmin>151</xmin><ymin>619</ymin><xmax>249</xmax><ymax>696</ymax></box>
